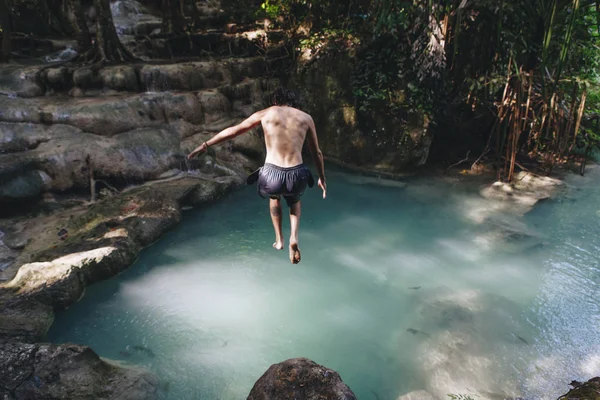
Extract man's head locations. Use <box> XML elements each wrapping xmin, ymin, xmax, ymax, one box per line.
<box><xmin>271</xmin><ymin>88</ymin><xmax>299</xmax><ymax>108</ymax></box>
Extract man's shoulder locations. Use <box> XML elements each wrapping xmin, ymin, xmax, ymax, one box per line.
<box><xmin>267</xmin><ymin>105</ymin><xmax>311</xmax><ymax>117</ymax></box>
<box><xmin>287</xmin><ymin>106</ymin><xmax>313</xmax><ymax>120</ymax></box>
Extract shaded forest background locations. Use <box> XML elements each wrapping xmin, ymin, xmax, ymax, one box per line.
<box><xmin>1</xmin><ymin>0</ymin><xmax>599</xmax><ymax>181</ymax></box>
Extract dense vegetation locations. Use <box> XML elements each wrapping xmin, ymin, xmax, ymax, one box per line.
<box><xmin>1</xmin><ymin>0</ymin><xmax>599</xmax><ymax>180</ymax></box>
<box><xmin>249</xmin><ymin>0</ymin><xmax>600</xmax><ymax>179</ymax></box>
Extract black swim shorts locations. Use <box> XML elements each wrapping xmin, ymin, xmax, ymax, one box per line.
<box><xmin>247</xmin><ymin>163</ymin><xmax>314</xmax><ymax>206</ymax></box>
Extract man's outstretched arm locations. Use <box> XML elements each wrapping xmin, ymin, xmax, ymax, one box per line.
<box><xmin>306</xmin><ymin>116</ymin><xmax>326</xmax><ymax>199</ymax></box>
<box><xmin>187</xmin><ymin>109</ymin><xmax>266</xmax><ymax>159</ymax></box>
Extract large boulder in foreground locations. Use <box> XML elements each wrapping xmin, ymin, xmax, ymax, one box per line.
<box><xmin>559</xmin><ymin>378</ymin><xmax>600</xmax><ymax>400</ymax></box>
<box><xmin>0</xmin><ymin>342</ymin><xmax>158</xmax><ymax>400</ymax></box>
<box><xmin>247</xmin><ymin>358</ymin><xmax>357</xmax><ymax>400</ymax></box>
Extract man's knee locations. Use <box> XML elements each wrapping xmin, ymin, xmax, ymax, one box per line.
<box><xmin>289</xmin><ymin>202</ymin><xmax>301</xmax><ymax>216</ymax></box>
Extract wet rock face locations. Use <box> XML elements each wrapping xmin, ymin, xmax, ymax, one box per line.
<box><xmin>0</xmin><ymin>81</ymin><xmax>270</xmax><ymax>205</ymax></box>
<box><xmin>0</xmin><ymin>342</ymin><xmax>159</xmax><ymax>400</ymax></box>
<box><xmin>0</xmin><ymin>65</ymin><xmax>44</xmax><ymax>98</ymax></box>
<box><xmin>396</xmin><ymin>390</ymin><xmax>436</xmax><ymax>400</ymax></box>
<box><xmin>292</xmin><ymin>51</ymin><xmax>432</xmax><ymax>174</ymax></box>
<box><xmin>1</xmin><ymin>55</ymin><xmax>270</xmax><ymax>97</ymax></box>
<box><xmin>0</xmin><ymin>123</ymin><xmax>184</xmax><ymax>202</ymax></box>
<box><xmin>247</xmin><ymin>358</ymin><xmax>357</xmax><ymax>400</ymax></box>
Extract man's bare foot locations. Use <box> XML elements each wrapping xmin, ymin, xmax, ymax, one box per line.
<box><xmin>273</xmin><ymin>240</ymin><xmax>284</xmax><ymax>250</ymax></box>
<box><xmin>289</xmin><ymin>243</ymin><xmax>301</xmax><ymax>264</ymax></box>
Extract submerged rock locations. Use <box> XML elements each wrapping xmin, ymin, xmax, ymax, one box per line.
<box><xmin>247</xmin><ymin>358</ymin><xmax>357</xmax><ymax>400</ymax></box>
<box><xmin>409</xmin><ymin>288</ymin><xmax>529</xmax><ymax>400</ymax></box>
<box><xmin>396</xmin><ymin>390</ymin><xmax>436</xmax><ymax>400</ymax></box>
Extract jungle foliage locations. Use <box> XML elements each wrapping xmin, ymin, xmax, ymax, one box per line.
<box><xmin>252</xmin><ymin>0</ymin><xmax>600</xmax><ymax>179</ymax></box>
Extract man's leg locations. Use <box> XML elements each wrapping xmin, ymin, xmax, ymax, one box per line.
<box><xmin>289</xmin><ymin>200</ymin><xmax>301</xmax><ymax>264</ymax></box>
<box><xmin>270</xmin><ymin>197</ymin><xmax>284</xmax><ymax>250</ymax></box>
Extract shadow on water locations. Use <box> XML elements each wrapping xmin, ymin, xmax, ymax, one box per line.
<box><xmin>48</xmin><ymin>165</ymin><xmax>600</xmax><ymax>400</ymax></box>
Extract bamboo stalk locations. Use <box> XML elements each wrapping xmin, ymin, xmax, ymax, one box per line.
<box><xmin>568</xmin><ymin>88</ymin><xmax>587</xmax><ymax>155</ymax></box>
<box><xmin>552</xmin><ymin>0</ymin><xmax>581</xmax><ymax>95</ymax></box>
<box><xmin>522</xmin><ymin>72</ymin><xmax>533</xmax><ymax>133</ymax></box>
<box><xmin>541</xmin><ymin>0</ymin><xmax>557</xmax><ymax>99</ymax></box>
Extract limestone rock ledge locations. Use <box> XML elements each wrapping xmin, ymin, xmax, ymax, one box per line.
<box><xmin>0</xmin><ymin>175</ymin><xmax>241</xmax><ymax>400</ymax></box>
<box><xmin>0</xmin><ymin>342</ymin><xmax>158</xmax><ymax>400</ymax></box>
<box><xmin>480</xmin><ymin>171</ymin><xmax>564</xmax><ymax>217</ymax></box>
<box><xmin>247</xmin><ymin>357</ymin><xmax>357</xmax><ymax>400</ymax></box>
<box><xmin>0</xmin><ymin>175</ymin><xmax>240</xmax><ymax>341</ymax></box>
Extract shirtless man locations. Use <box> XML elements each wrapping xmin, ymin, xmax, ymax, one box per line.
<box><xmin>187</xmin><ymin>88</ymin><xmax>327</xmax><ymax>264</ymax></box>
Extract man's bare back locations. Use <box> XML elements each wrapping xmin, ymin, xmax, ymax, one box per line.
<box><xmin>261</xmin><ymin>106</ymin><xmax>312</xmax><ymax>167</ymax></box>
<box><xmin>187</xmin><ymin>88</ymin><xmax>326</xmax><ymax>264</ymax></box>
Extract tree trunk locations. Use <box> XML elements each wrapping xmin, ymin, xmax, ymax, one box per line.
<box><xmin>40</xmin><ymin>0</ymin><xmax>74</xmax><ymax>35</ymax></box>
<box><xmin>190</xmin><ymin>0</ymin><xmax>201</xmax><ymax>29</ymax></box>
<box><xmin>67</xmin><ymin>0</ymin><xmax>92</xmax><ymax>53</ymax></box>
<box><xmin>93</xmin><ymin>0</ymin><xmax>137</xmax><ymax>62</ymax></box>
<box><xmin>0</xmin><ymin>0</ymin><xmax>11</xmax><ymax>63</ymax></box>
<box><xmin>51</xmin><ymin>0</ymin><xmax>76</xmax><ymax>35</ymax></box>
<box><xmin>162</xmin><ymin>0</ymin><xmax>186</xmax><ymax>34</ymax></box>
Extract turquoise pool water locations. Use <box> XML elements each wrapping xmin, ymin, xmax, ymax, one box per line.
<box><xmin>48</xmin><ymin>165</ymin><xmax>600</xmax><ymax>399</ymax></box>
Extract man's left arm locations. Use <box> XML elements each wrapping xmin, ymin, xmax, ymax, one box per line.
<box><xmin>187</xmin><ymin>109</ymin><xmax>266</xmax><ymax>159</ymax></box>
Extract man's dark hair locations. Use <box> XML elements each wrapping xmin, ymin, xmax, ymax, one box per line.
<box><xmin>271</xmin><ymin>87</ymin><xmax>299</xmax><ymax>108</ymax></box>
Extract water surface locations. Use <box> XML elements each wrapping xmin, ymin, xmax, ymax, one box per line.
<box><xmin>49</xmin><ymin>166</ymin><xmax>600</xmax><ymax>399</ymax></box>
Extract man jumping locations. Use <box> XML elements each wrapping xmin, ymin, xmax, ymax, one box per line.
<box><xmin>187</xmin><ymin>88</ymin><xmax>327</xmax><ymax>264</ymax></box>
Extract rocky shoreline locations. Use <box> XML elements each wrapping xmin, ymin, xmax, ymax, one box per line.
<box><xmin>0</xmin><ymin>42</ymin><xmax>274</xmax><ymax>397</ymax></box>
<box><xmin>0</xmin><ymin>172</ymin><xmax>248</xmax><ymax>398</ymax></box>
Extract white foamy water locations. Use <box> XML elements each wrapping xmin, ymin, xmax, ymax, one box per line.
<box><xmin>43</xmin><ymin>47</ymin><xmax>77</xmax><ymax>63</ymax></box>
<box><xmin>49</xmin><ymin>165</ymin><xmax>600</xmax><ymax>399</ymax></box>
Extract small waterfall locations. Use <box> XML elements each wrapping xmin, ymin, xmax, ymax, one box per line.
<box><xmin>110</xmin><ymin>0</ymin><xmax>146</xmax><ymax>17</ymax></box>
<box><xmin>43</xmin><ymin>46</ymin><xmax>78</xmax><ymax>63</ymax></box>
<box><xmin>110</xmin><ymin>0</ymin><xmax>161</xmax><ymax>36</ymax></box>
<box><xmin>143</xmin><ymin>68</ymin><xmax>170</xmax><ymax>93</ymax></box>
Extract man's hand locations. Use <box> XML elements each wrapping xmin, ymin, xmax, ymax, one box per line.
<box><xmin>187</xmin><ymin>142</ymin><xmax>208</xmax><ymax>160</ymax></box>
<box><xmin>318</xmin><ymin>178</ymin><xmax>327</xmax><ymax>199</ymax></box>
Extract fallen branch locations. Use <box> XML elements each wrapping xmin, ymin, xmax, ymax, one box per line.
<box><xmin>447</xmin><ymin>151</ymin><xmax>471</xmax><ymax>170</ymax></box>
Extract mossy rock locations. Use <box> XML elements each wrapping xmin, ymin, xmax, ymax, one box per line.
<box><xmin>559</xmin><ymin>378</ymin><xmax>600</xmax><ymax>400</ymax></box>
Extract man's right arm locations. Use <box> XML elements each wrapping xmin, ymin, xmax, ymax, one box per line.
<box><xmin>306</xmin><ymin>116</ymin><xmax>327</xmax><ymax>199</ymax></box>
<box><xmin>187</xmin><ymin>109</ymin><xmax>266</xmax><ymax>160</ymax></box>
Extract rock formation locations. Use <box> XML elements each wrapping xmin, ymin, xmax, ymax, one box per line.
<box><xmin>559</xmin><ymin>378</ymin><xmax>600</xmax><ymax>400</ymax></box>
<box><xmin>0</xmin><ymin>342</ymin><xmax>158</xmax><ymax>399</ymax></box>
<box><xmin>247</xmin><ymin>358</ymin><xmax>357</xmax><ymax>400</ymax></box>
